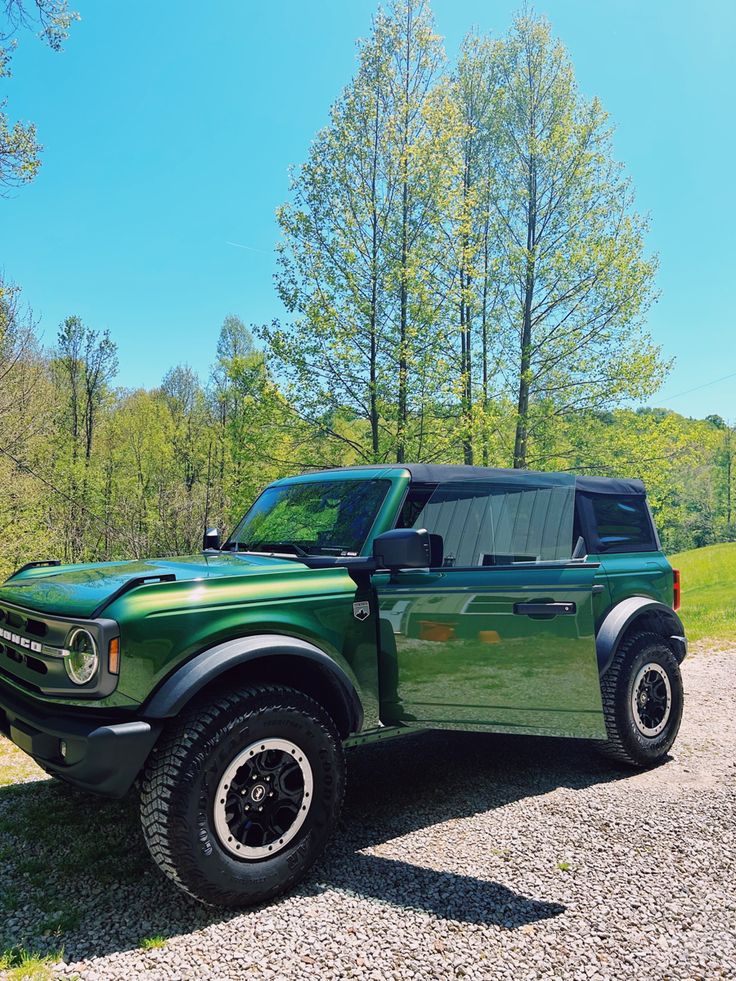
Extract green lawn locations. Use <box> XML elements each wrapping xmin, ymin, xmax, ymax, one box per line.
<box><xmin>669</xmin><ymin>542</ymin><xmax>736</xmax><ymax>642</ymax></box>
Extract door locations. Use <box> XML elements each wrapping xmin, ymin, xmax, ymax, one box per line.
<box><xmin>375</xmin><ymin>475</ymin><xmax>606</xmax><ymax>739</ymax></box>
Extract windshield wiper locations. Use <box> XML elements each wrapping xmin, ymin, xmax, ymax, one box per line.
<box><xmin>224</xmin><ymin>541</ymin><xmax>309</xmax><ymax>560</ymax></box>
<box><xmin>250</xmin><ymin>541</ymin><xmax>308</xmax><ymax>556</ymax></box>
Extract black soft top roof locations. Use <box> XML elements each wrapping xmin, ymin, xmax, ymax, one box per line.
<box><xmin>312</xmin><ymin>463</ymin><xmax>646</xmax><ymax>497</ymax></box>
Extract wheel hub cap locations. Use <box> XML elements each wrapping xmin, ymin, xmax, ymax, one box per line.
<box><xmin>631</xmin><ymin>662</ymin><xmax>672</xmax><ymax>737</ymax></box>
<box><xmin>213</xmin><ymin>738</ymin><xmax>313</xmax><ymax>860</ymax></box>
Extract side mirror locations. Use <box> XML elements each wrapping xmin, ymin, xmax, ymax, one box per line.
<box><xmin>373</xmin><ymin>528</ymin><xmax>431</xmax><ymax>570</ymax></box>
<box><xmin>203</xmin><ymin>527</ymin><xmax>221</xmax><ymax>551</ymax></box>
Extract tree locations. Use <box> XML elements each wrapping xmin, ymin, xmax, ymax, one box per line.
<box><xmin>0</xmin><ymin>276</ymin><xmax>57</xmax><ymax>573</ymax></box>
<box><xmin>2</xmin><ymin>1</ymin><xmax>77</xmax><ymax>49</ymax></box>
<box><xmin>485</xmin><ymin>12</ymin><xmax>664</xmax><ymax>468</ymax></box>
<box><xmin>55</xmin><ymin>315</ymin><xmax>118</xmax><ymax>462</ymax></box>
<box><xmin>709</xmin><ymin>416</ymin><xmax>735</xmax><ymax>538</ymax></box>
<box><xmin>53</xmin><ymin>315</ymin><xmax>117</xmax><ymax>560</ymax></box>
<box><xmin>212</xmin><ymin>316</ymin><xmax>264</xmax><ymax>484</ymax></box>
<box><xmin>265</xmin><ymin>0</ymin><xmax>451</xmax><ymax>464</ymax></box>
<box><xmin>265</xmin><ymin>10</ymin><xmax>397</xmax><ymax>462</ymax></box>
<box><xmin>383</xmin><ymin>0</ymin><xmax>447</xmax><ymax>462</ymax></box>
<box><xmin>1</xmin><ymin>0</ymin><xmax>78</xmax><ymax>192</ymax></box>
<box><xmin>211</xmin><ymin>317</ymin><xmax>265</xmax><ymax>468</ymax></box>
<box><xmin>0</xmin><ymin>276</ymin><xmax>44</xmax><ymax>451</ymax></box>
<box><xmin>212</xmin><ymin>315</ymin><xmax>326</xmax><ymax>518</ymax></box>
<box><xmin>161</xmin><ymin>364</ymin><xmax>205</xmax><ymax>493</ymax></box>
<box><xmin>445</xmin><ymin>34</ymin><xmax>500</xmax><ymax>463</ymax></box>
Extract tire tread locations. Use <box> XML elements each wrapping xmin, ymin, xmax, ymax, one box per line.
<box><xmin>139</xmin><ymin>684</ymin><xmax>344</xmax><ymax>907</ymax></box>
<box><xmin>599</xmin><ymin>630</ymin><xmax>679</xmax><ymax>767</ymax></box>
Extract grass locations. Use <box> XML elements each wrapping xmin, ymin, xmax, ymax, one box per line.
<box><xmin>0</xmin><ymin>754</ymin><xmax>46</xmax><ymax>789</ymax></box>
<box><xmin>139</xmin><ymin>936</ymin><xmax>167</xmax><ymax>950</ymax></box>
<box><xmin>38</xmin><ymin>909</ymin><xmax>81</xmax><ymax>937</ymax></box>
<box><xmin>0</xmin><ymin>751</ymin><xmax>154</xmax><ymax>965</ymax></box>
<box><xmin>0</xmin><ymin>947</ymin><xmax>61</xmax><ymax>981</ymax></box>
<box><xmin>670</xmin><ymin>541</ymin><xmax>736</xmax><ymax>643</ymax></box>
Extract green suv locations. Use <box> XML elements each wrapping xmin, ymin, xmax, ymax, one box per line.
<box><xmin>0</xmin><ymin>465</ymin><xmax>686</xmax><ymax>907</ymax></box>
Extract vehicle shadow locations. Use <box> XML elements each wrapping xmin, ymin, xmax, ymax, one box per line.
<box><xmin>0</xmin><ymin>729</ymin><xmax>635</xmax><ymax>963</ymax></box>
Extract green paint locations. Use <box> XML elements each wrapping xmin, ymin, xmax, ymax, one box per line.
<box><xmin>0</xmin><ymin>467</ymin><xmax>680</xmax><ymax>762</ymax></box>
<box><xmin>375</xmin><ymin>564</ymin><xmax>606</xmax><ymax>738</ymax></box>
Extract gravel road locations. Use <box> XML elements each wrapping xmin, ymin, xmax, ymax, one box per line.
<box><xmin>1</xmin><ymin>645</ymin><xmax>734</xmax><ymax>981</ymax></box>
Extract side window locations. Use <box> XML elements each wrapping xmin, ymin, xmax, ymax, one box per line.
<box><xmin>396</xmin><ymin>485</ymin><xmax>436</xmax><ymax>529</ymax></box>
<box><xmin>406</xmin><ymin>477</ymin><xmax>576</xmax><ymax>567</ymax></box>
<box><xmin>587</xmin><ymin>494</ymin><xmax>657</xmax><ymax>552</ymax></box>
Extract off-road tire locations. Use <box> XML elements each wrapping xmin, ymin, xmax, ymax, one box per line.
<box><xmin>599</xmin><ymin>631</ymin><xmax>684</xmax><ymax>767</ymax></box>
<box><xmin>139</xmin><ymin>685</ymin><xmax>345</xmax><ymax>907</ymax></box>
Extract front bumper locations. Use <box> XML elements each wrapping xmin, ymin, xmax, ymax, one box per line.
<box><xmin>0</xmin><ymin>680</ymin><xmax>161</xmax><ymax>798</ymax></box>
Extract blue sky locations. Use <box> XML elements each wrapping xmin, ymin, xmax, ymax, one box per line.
<box><xmin>1</xmin><ymin>0</ymin><xmax>734</xmax><ymax>420</ymax></box>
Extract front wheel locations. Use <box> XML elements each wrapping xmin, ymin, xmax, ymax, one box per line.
<box><xmin>140</xmin><ymin>685</ymin><xmax>345</xmax><ymax>907</ymax></box>
<box><xmin>599</xmin><ymin>631</ymin><xmax>684</xmax><ymax>767</ymax></box>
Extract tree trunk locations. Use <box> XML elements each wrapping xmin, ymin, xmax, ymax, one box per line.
<box><xmin>480</xmin><ymin>168</ymin><xmax>491</xmax><ymax>466</ymax></box>
<box><xmin>369</xmin><ymin>72</ymin><xmax>381</xmax><ymax>462</ymax></box>
<box><xmin>397</xmin><ymin>176</ymin><xmax>408</xmax><ymax>464</ymax></box>
<box><xmin>513</xmin><ymin>157</ymin><xmax>537</xmax><ymax>470</ymax></box>
<box><xmin>460</xmin><ymin>154</ymin><xmax>473</xmax><ymax>465</ymax></box>
<box><xmin>396</xmin><ymin>11</ymin><xmax>412</xmax><ymax>465</ymax></box>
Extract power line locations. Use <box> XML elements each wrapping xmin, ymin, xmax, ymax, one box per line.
<box><xmin>657</xmin><ymin>369</ymin><xmax>736</xmax><ymax>405</ymax></box>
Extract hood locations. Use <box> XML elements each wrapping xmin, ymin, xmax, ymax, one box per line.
<box><xmin>0</xmin><ymin>552</ymin><xmax>305</xmax><ymax>619</ymax></box>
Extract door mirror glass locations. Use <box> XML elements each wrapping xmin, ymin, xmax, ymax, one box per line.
<box><xmin>373</xmin><ymin>528</ymin><xmax>431</xmax><ymax>570</ymax></box>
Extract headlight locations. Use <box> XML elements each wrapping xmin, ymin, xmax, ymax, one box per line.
<box><xmin>65</xmin><ymin>629</ymin><xmax>99</xmax><ymax>685</ymax></box>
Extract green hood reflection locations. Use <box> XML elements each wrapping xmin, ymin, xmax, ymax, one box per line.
<box><xmin>0</xmin><ymin>552</ymin><xmax>304</xmax><ymax>618</ymax></box>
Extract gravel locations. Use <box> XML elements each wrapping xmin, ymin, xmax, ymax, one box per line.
<box><xmin>1</xmin><ymin>644</ymin><xmax>734</xmax><ymax>981</ymax></box>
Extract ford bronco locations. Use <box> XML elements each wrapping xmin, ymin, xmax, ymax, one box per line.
<box><xmin>0</xmin><ymin>465</ymin><xmax>686</xmax><ymax>907</ymax></box>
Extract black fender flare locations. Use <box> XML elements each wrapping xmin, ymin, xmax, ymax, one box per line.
<box><xmin>596</xmin><ymin>597</ymin><xmax>688</xmax><ymax>676</ymax></box>
<box><xmin>595</xmin><ymin>596</ymin><xmax>687</xmax><ymax>675</ymax></box>
<box><xmin>142</xmin><ymin>634</ymin><xmax>364</xmax><ymax>734</ymax></box>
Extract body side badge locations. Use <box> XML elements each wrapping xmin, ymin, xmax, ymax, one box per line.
<box><xmin>353</xmin><ymin>600</ymin><xmax>370</xmax><ymax>621</ymax></box>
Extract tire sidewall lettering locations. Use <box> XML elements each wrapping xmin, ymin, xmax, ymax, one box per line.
<box><xmin>158</xmin><ymin>692</ymin><xmax>344</xmax><ymax>904</ymax></box>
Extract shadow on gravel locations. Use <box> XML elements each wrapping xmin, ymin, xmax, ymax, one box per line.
<box><xmin>0</xmin><ymin>728</ymin><xmax>633</xmax><ymax>961</ymax></box>
<box><xmin>308</xmin><ymin>853</ymin><xmax>566</xmax><ymax>926</ymax></box>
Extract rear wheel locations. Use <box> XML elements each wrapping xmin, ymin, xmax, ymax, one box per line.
<box><xmin>599</xmin><ymin>631</ymin><xmax>684</xmax><ymax>767</ymax></box>
<box><xmin>140</xmin><ymin>685</ymin><xmax>345</xmax><ymax>907</ymax></box>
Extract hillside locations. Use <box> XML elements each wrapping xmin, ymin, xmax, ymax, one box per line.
<box><xmin>670</xmin><ymin>542</ymin><xmax>736</xmax><ymax>642</ymax></box>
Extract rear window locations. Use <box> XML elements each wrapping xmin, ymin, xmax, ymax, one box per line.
<box><xmin>587</xmin><ymin>494</ymin><xmax>657</xmax><ymax>552</ymax></box>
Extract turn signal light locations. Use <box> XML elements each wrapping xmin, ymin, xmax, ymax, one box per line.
<box><xmin>673</xmin><ymin>569</ymin><xmax>681</xmax><ymax>611</ymax></box>
<box><xmin>108</xmin><ymin>636</ymin><xmax>120</xmax><ymax>675</ymax></box>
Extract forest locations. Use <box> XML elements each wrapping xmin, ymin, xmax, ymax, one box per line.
<box><xmin>1</xmin><ymin>0</ymin><xmax>734</xmax><ymax>579</ymax></box>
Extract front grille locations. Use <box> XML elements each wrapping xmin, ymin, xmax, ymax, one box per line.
<box><xmin>0</xmin><ymin>603</ymin><xmax>71</xmax><ymax>692</ymax></box>
<box><xmin>0</xmin><ymin>602</ymin><xmax>119</xmax><ymax>699</ymax></box>
<box><xmin>0</xmin><ymin>607</ymin><xmax>49</xmax><ymax>641</ymax></box>
<box><xmin>0</xmin><ymin>605</ymin><xmax>67</xmax><ymax>657</ymax></box>
<box><xmin>0</xmin><ymin>666</ymin><xmax>42</xmax><ymax>693</ymax></box>
<box><xmin>23</xmin><ymin>654</ymin><xmax>48</xmax><ymax>675</ymax></box>
<box><xmin>26</xmin><ymin>618</ymin><xmax>48</xmax><ymax>638</ymax></box>
<box><xmin>0</xmin><ymin>649</ymin><xmax>46</xmax><ymax>677</ymax></box>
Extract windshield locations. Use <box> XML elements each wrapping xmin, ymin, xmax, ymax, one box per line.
<box><xmin>225</xmin><ymin>479</ymin><xmax>391</xmax><ymax>557</ymax></box>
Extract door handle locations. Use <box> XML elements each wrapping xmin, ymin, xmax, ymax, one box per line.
<box><xmin>513</xmin><ymin>601</ymin><xmax>577</xmax><ymax>617</ymax></box>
